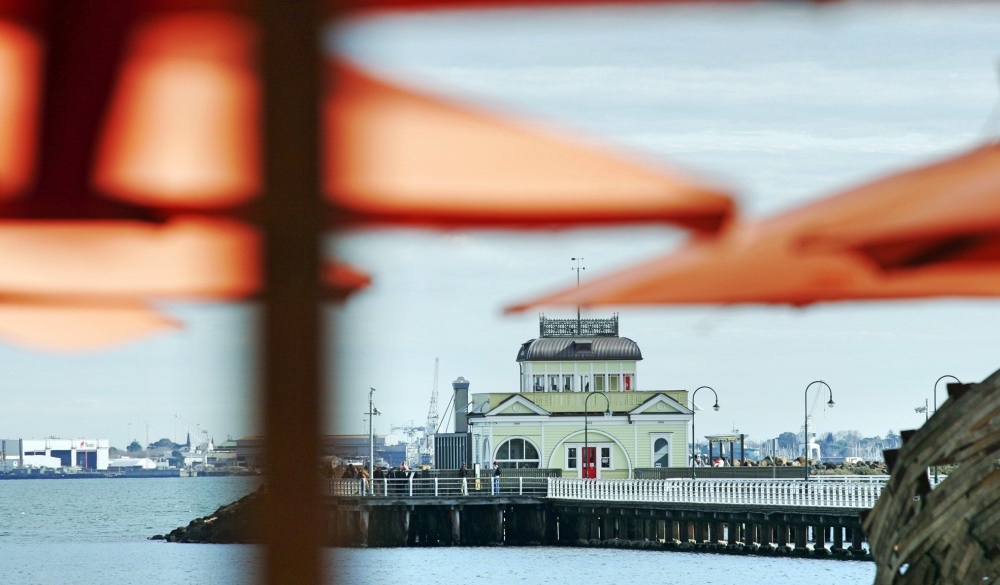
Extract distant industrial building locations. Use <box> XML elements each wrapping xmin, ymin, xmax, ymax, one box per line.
<box><xmin>108</xmin><ymin>457</ymin><xmax>158</xmax><ymax>470</ymax></box>
<box><xmin>234</xmin><ymin>434</ymin><xmax>409</xmax><ymax>469</ymax></box>
<box><xmin>2</xmin><ymin>438</ymin><xmax>111</xmax><ymax>471</ymax></box>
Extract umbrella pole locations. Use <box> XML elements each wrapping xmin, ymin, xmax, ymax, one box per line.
<box><xmin>258</xmin><ymin>2</ymin><xmax>325</xmax><ymax>584</ymax></box>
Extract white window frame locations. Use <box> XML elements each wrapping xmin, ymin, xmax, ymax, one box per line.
<box><xmin>495</xmin><ymin>437</ymin><xmax>541</xmax><ymax>468</ymax></box>
<box><xmin>566</xmin><ymin>446</ymin><xmax>578</xmax><ymax>469</ymax></box>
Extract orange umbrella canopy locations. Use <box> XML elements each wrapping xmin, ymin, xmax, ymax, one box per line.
<box><xmin>0</xmin><ymin>2</ymin><xmax>725</xmax><ymax>350</ymax></box>
<box><xmin>0</xmin><ymin>19</ymin><xmax>40</xmax><ymax>200</ymax></box>
<box><xmin>799</xmin><ymin>142</ymin><xmax>1000</xmax><ymax>270</ymax></box>
<box><xmin>0</xmin><ymin>217</ymin><xmax>259</xmax><ymax>299</ymax></box>
<box><xmin>93</xmin><ymin>11</ymin><xmax>261</xmax><ymax>211</ymax></box>
<box><xmin>505</xmin><ymin>199</ymin><xmax>1000</xmax><ymax>312</ymax></box>
<box><xmin>0</xmin><ymin>216</ymin><xmax>256</xmax><ymax>350</ymax></box>
<box><xmin>325</xmin><ymin>60</ymin><xmax>734</xmax><ymax>232</ymax></box>
<box><xmin>325</xmin><ymin>260</ymin><xmax>372</xmax><ymax>301</ymax></box>
<box><xmin>0</xmin><ymin>297</ymin><xmax>180</xmax><ymax>351</ymax></box>
<box><xmin>0</xmin><ymin>7</ymin><xmax>372</xmax><ymax>350</ymax></box>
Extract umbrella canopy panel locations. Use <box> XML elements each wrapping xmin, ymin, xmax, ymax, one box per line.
<box><xmin>0</xmin><ymin>20</ymin><xmax>40</xmax><ymax>200</ymax></box>
<box><xmin>0</xmin><ymin>297</ymin><xmax>180</xmax><ymax>351</ymax></box>
<box><xmin>325</xmin><ymin>60</ymin><xmax>734</xmax><ymax>231</ymax></box>
<box><xmin>799</xmin><ymin>142</ymin><xmax>1000</xmax><ymax>270</ymax></box>
<box><xmin>506</xmin><ymin>214</ymin><xmax>1000</xmax><ymax>312</ymax></box>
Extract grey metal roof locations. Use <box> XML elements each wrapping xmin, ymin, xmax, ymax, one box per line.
<box><xmin>516</xmin><ymin>337</ymin><xmax>642</xmax><ymax>361</ymax></box>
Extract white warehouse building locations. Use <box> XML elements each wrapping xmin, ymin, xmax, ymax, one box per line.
<box><xmin>18</xmin><ymin>438</ymin><xmax>110</xmax><ymax>471</ymax></box>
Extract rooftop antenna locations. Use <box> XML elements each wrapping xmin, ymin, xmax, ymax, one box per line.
<box><xmin>571</xmin><ymin>257</ymin><xmax>585</xmax><ymax>333</ymax></box>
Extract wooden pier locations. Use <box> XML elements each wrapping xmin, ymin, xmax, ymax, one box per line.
<box><xmin>327</xmin><ymin>494</ymin><xmax>870</xmax><ymax>560</ymax></box>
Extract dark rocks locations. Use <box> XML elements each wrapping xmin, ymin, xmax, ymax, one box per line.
<box><xmin>151</xmin><ymin>487</ymin><xmax>264</xmax><ymax>544</ymax></box>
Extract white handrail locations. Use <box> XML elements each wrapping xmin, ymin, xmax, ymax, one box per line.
<box><xmin>545</xmin><ymin>477</ymin><xmax>884</xmax><ymax>508</ymax></box>
<box><xmin>324</xmin><ymin>475</ymin><xmax>887</xmax><ymax>509</ymax></box>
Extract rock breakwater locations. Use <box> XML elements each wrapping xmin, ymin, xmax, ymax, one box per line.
<box><xmin>150</xmin><ymin>488</ymin><xmax>263</xmax><ymax>544</ymax></box>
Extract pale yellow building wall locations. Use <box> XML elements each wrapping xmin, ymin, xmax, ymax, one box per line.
<box><xmin>631</xmin><ymin>421</ymin><xmax>689</xmax><ymax>468</ymax></box>
<box><xmin>471</xmin><ymin>390</ymin><xmax>690</xmax><ymax>476</ymax></box>
<box><xmin>480</xmin><ymin>420</ymin><xmax>688</xmax><ymax>476</ymax></box>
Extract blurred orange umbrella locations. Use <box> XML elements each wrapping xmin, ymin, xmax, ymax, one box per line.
<box><xmin>0</xmin><ymin>296</ymin><xmax>181</xmax><ymax>351</ymax></box>
<box><xmin>0</xmin><ymin>216</ymin><xmax>256</xmax><ymax>350</ymax></box>
<box><xmin>0</xmin><ymin>8</ymin><xmax>373</xmax><ymax>349</ymax></box>
<box><xmin>325</xmin><ymin>260</ymin><xmax>372</xmax><ymax>301</ymax></box>
<box><xmin>0</xmin><ymin>5</ymin><xmax>723</xmax><ymax>350</ymax></box>
<box><xmin>505</xmin><ymin>205</ymin><xmax>1000</xmax><ymax>313</ymax></box>
<box><xmin>92</xmin><ymin>11</ymin><xmax>261</xmax><ymax>212</ymax></box>
<box><xmin>0</xmin><ymin>18</ymin><xmax>40</xmax><ymax>200</ymax></box>
<box><xmin>325</xmin><ymin>60</ymin><xmax>734</xmax><ymax>232</ymax></box>
<box><xmin>0</xmin><ymin>217</ymin><xmax>258</xmax><ymax>299</ymax></box>
<box><xmin>799</xmin><ymin>142</ymin><xmax>1000</xmax><ymax>270</ymax></box>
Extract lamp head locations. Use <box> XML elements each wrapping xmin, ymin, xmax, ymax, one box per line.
<box><xmin>827</xmin><ymin>398</ymin><xmax>835</xmax><ymax>408</ymax></box>
<box><xmin>603</xmin><ymin>406</ymin><xmax>612</xmax><ymax>418</ymax></box>
<box><xmin>713</xmin><ymin>403</ymin><xmax>720</xmax><ymax>412</ymax></box>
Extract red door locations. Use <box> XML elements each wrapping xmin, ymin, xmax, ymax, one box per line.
<box><xmin>582</xmin><ymin>447</ymin><xmax>597</xmax><ymax>478</ymax></box>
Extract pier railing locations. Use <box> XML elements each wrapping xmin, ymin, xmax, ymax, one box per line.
<box><xmin>324</xmin><ymin>475</ymin><xmax>549</xmax><ymax>498</ymax></box>
<box><xmin>325</xmin><ymin>475</ymin><xmax>888</xmax><ymax>508</ymax></box>
<box><xmin>547</xmin><ymin>477</ymin><xmax>884</xmax><ymax>509</ymax></box>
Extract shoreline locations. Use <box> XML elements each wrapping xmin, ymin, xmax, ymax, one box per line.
<box><xmin>0</xmin><ymin>470</ymin><xmax>259</xmax><ymax>480</ymax></box>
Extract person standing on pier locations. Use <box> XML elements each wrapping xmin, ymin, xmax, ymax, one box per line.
<box><xmin>491</xmin><ymin>461</ymin><xmax>501</xmax><ymax>495</ymax></box>
<box><xmin>459</xmin><ymin>462</ymin><xmax>469</xmax><ymax>496</ymax></box>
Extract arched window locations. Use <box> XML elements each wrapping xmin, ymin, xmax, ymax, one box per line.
<box><xmin>652</xmin><ymin>436</ymin><xmax>670</xmax><ymax>468</ymax></box>
<box><xmin>495</xmin><ymin>438</ymin><xmax>540</xmax><ymax>468</ymax></box>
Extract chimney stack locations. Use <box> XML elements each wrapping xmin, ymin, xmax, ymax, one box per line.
<box><xmin>453</xmin><ymin>377</ymin><xmax>470</xmax><ymax>433</ymax></box>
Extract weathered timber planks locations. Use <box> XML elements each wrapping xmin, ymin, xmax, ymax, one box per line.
<box><xmin>864</xmin><ymin>368</ymin><xmax>1000</xmax><ymax>584</ymax></box>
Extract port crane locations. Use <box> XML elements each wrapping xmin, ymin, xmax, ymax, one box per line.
<box><xmin>424</xmin><ymin>358</ymin><xmax>440</xmax><ymax>464</ymax></box>
<box><xmin>391</xmin><ymin>421</ymin><xmax>425</xmax><ymax>466</ymax></box>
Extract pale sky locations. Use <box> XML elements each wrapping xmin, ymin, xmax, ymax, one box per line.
<box><xmin>330</xmin><ymin>1</ymin><xmax>1000</xmax><ymax>442</ymax></box>
<box><xmin>2</xmin><ymin>2</ymin><xmax>999</xmax><ymax>450</ymax></box>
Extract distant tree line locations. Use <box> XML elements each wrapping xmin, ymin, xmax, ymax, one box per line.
<box><xmin>125</xmin><ymin>437</ymin><xmax>185</xmax><ymax>453</ymax></box>
<box><xmin>695</xmin><ymin>429</ymin><xmax>904</xmax><ymax>462</ymax></box>
<box><xmin>768</xmin><ymin>429</ymin><xmax>902</xmax><ymax>460</ymax></box>
<box><xmin>123</xmin><ymin>437</ymin><xmax>188</xmax><ymax>468</ymax></box>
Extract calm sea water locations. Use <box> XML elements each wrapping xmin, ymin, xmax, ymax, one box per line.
<box><xmin>0</xmin><ymin>477</ymin><xmax>876</xmax><ymax>584</ymax></box>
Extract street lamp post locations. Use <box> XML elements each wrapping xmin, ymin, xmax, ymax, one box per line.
<box><xmin>583</xmin><ymin>391</ymin><xmax>611</xmax><ymax>479</ymax></box>
<box><xmin>803</xmin><ymin>380</ymin><xmax>834</xmax><ymax>481</ymax></box>
<box><xmin>368</xmin><ymin>387</ymin><xmax>381</xmax><ymax>482</ymax></box>
<box><xmin>690</xmin><ymin>386</ymin><xmax>720</xmax><ymax>479</ymax></box>
<box><xmin>932</xmin><ymin>375</ymin><xmax>961</xmax><ymax>483</ymax></box>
